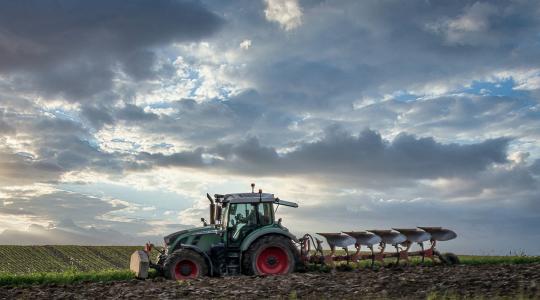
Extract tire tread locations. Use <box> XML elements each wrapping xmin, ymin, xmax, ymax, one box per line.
<box><xmin>163</xmin><ymin>248</ymin><xmax>208</xmax><ymax>279</ymax></box>
<box><xmin>242</xmin><ymin>234</ymin><xmax>297</xmax><ymax>275</ymax></box>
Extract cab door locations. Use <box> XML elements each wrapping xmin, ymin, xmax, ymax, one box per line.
<box><xmin>226</xmin><ymin>203</ymin><xmax>258</xmax><ymax>247</ymax></box>
<box><xmin>225</xmin><ymin>202</ymin><xmax>275</xmax><ymax>247</ymax></box>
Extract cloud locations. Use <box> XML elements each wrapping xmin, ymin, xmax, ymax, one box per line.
<box><xmin>427</xmin><ymin>2</ymin><xmax>499</xmax><ymax>46</ymax></box>
<box><xmin>264</xmin><ymin>0</ymin><xmax>303</xmax><ymax>31</ymax></box>
<box><xmin>531</xmin><ymin>159</ymin><xmax>540</xmax><ymax>175</ymax></box>
<box><xmin>0</xmin><ymin>186</ymin><xmax>191</xmax><ymax>244</ymax></box>
<box><xmin>138</xmin><ymin>148</ymin><xmax>205</xmax><ymax>168</ymax></box>
<box><xmin>0</xmin><ymin>111</ymin><xmax>142</xmax><ymax>186</ymax></box>
<box><xmin>0</xmin><ymin>188</ymin><xmax>125</xmax><ymax>226</ymax></box>
<box><xmin>115</xmin><ymin>104</ymin><xmax>159</xmax><ymax>122</ymax></box>
<box><xmin>0</xmin><ymin>151</ymin><xmax>64</xmax><ymax>186</ymax></box>
<box><xmin>0</xmin><ymin>0</ymin><xmax>223</xmax><ymax>99</ymax></box>
<box><xmin>81</xmin><ymin>105</ymin><xmax>115</xmax><ymax>129</ymax></box>
<box><xmin>0</xmin><ymin>0</ymin><xmax>539</xmax><ymax>254</ymax></box>
<box><xmin>0</xmin><ymin>109</ymin><xmax>15</xmax><ymax>134</ymax></box>
<box><xmin>0</xmin><ymin>222</ymin><xmax>137</xmax><ymax>246</ymax></box>
<box><xmin>143</xmin><ymin>127</ymin><xmax>511</xmax><ymax>185</ymax></box>
<box><xmin>239</xmin><ymin>39</ymin><xmax>252</xmax><ymax>50</ymax></box>
<box><xmin>222</xmin><ymin>0</ymin><xmax>540</xmax><ymax>116</ymax></box>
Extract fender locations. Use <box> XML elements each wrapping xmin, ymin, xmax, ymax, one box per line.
<box><xmin>172</xmin><ymin>244</ymin><xmax>215</xmax><ymax>276</ymax></box>
<box><xmin>240</xmin><ymin>226</ymin><xmax>299</xmax><ymax>252</ymax></box>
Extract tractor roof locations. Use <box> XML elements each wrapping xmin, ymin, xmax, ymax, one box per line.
<box><xmin>217</xmin><ymin>192</ymin><xmax>298</xmax><ymax>207</ymax></box>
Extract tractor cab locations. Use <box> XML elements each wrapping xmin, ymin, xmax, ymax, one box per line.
<box><xmin>216</xmin><ymin>192</ymin><xmax>298</xmax><ymax>248</ymax></box>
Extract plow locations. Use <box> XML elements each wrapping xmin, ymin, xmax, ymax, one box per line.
<box><xmin>131</xmin><ymin>184</ymin><xmax>458</xmax><ymax>280</ymax></box>
<box><xmin>300</xmin><ymin>227</ymin><xmax>458</xmax><ymax>270</ymax></box>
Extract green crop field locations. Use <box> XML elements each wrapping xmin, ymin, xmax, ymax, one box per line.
<box><xmin>0</xmin><ymin>245</ymin><xmax>145</xmax><ymax>274</ymax></box>
<box><xmin>0</xmin><ymin>245</ymin><xmax>163</xmax><ymax>285</ymax></box>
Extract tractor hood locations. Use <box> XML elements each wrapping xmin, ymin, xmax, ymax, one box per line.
<box><xmin>163</xmin><ymin>226</ymin><xmax>219</xmax><ymax>246</ymax></box>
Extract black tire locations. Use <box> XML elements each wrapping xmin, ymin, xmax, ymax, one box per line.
<box><xmin>163</xmin><ymin>249</ymin><xmax>208</xmax><ymax>280</ymax></box>
<box><xmin>441</xmin><ymin>252</ymin><xmax>460</xmax><ymax>265</ymax></box>
<box><xmin>242</xmin><ymin>235</ymin><xmax>296</xmax><ymax>275</ymax></box>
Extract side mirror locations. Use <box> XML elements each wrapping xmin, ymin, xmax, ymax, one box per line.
<box><xmin>201</xmin><ymin>217</ymin><xmax>208</xmax><ymax>226</ymax></box>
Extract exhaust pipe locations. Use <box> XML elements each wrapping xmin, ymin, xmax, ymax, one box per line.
<box><xmin>207</xmin><ymin>193</ymin><xmax>216</xmax><ymax>225</ymax></box>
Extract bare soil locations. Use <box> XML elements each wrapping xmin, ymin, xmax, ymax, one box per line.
<box><xmin>1</xmin><ymin>263</ymin><xmax>539</xmax><ymax>299</ymax></box>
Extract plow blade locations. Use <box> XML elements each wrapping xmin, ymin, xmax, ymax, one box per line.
<box><xmin>418</xmin><ymin>227</ymin><xmax>457</xmax><ymax>241</ymax></box>
<box><xmin>367</xmin><ymin>230</ymin><xmax>406</xmax><ymax>245</ymax></box>
<box><xmin>393</xmin><ymin>228</ymin><xmax>431</xmax><ymax>243</ymax></box>
<box><xmin>130</xmin><ymin>250</ymin><xmax>150</xmax><ymax>279</ymax></box>
<box><xmin>316</xmin><ymin>233</ymin><xmax>356</xmax><ymax>248</ymax></box>
<box><xmin>342</xmin><ymin>231</ymin><xmax>381</xmax><ymax>246</ymax></box>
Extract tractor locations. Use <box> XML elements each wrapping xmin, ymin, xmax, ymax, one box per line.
<box><xmin>130</xmin><ymin>184</ymin><xmax>459</xmax><ymax>279</ymax></box>
<box><xmin>131</xmin><ymin>184</ymin><xmax>300</xmax><ymax>279</ymax></box>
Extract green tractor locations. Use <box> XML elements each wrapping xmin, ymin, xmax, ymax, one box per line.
<box><xmin>131</xmin><ymin>184</ymin><xmax>299</xmax><ymax>279</ymax></box>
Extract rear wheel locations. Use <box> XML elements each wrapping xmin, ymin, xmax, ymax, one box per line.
<box><xmin>243</xmin><ymin>235</ymin><xmax>296</xmax><ymax>275</ymax></box>
<box><xmin>163</xmin><ymin>249</ymin><xmax>208</xmax><ymax>280</ymax></box>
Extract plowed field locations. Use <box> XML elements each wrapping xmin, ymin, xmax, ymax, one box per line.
<box><xmin>1</xmin><ymin>264</ymin><xmax>539</xmax><ymax>299</ymax></box>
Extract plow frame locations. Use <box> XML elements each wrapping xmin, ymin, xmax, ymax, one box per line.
<box><xmin>298</xmin><ymin>229</ymin><xmax>457</xmax><ymax>270</ymax></box>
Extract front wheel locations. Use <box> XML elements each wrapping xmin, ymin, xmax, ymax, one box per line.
<box><xmin>243</xmin><ymin>235</ymin><xmax>296</xmax><ymax>275</ymax></box>
<box><xmin>163</xmin><ymin>249</ymin><xmax>208</xmax><ymax>280</ymax></box>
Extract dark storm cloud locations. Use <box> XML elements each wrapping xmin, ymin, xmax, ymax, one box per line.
<box><xmin>0</xmin><ymin>150</ymin><xmax>64</xmax><ymax>186</ymax></box>
<box><xmin>255</xmin><ymin>60</ymin><xmax>377</xmax><ymax>110</ymax></box>
<box><xmin>144</xmin><ymin>127</ymin><xmax>510</xmax><ymax>182</ymax></box>
<box><xmin>121</xmin><ymin>50</ymin><xmax>158</xmax><ymax>81</ymax></box>
<box><xmin>115</xmin><ymin>104</ymin><xmax>158</xmax><ymax>122</ymax></box>
<box><xmin>81</xmin><ymin>105</ymin><xmax>115</xmax><ymax>129</ymax></box>
<box><xmin>0</xmin><ymin>0</ymin><xmax>223</xmax><ymax>99</ymax></box>
<box><xmin>81</xmin><ymin>102</ymin><xmax>160</xmax><ymax>129</ymax></box>
<box><xmin>224</xmin><ymin>128</ymin><xmax>510</xmax><ymax>180</ymax></box>
<box><xmin>137</xmin><ymin>148</ymin><xmax>205</xmax><ymax>168</ymax></box>
<box><xmin>531</xmin><ymin>159</ymin><xmax>540</xmax><ymax>175</ymax></box>
<box><xmin>140</xmin><ymin>92</ymin><xmax>300</xmax><ymax>146</ymax></box>
<box><xmin>288</xmin><ymin>128</ymin><xmax>509</xmax><ymax>178</ymax></box>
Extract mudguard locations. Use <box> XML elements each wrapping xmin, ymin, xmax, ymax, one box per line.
<box><xmin>240</xmin><ymin>226</ymin><xmax>298</xmax><ymax>252</ymax></box>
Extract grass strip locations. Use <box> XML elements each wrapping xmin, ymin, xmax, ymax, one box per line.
<box><xmin>458</xmin><ymin>255</ymin><xmax>540</xmax><ymax>265</ymax></box>
<box><xmin>0</xmin><ymin>269</ymin><xmax>135</xmax><ymax>286</ymax></box>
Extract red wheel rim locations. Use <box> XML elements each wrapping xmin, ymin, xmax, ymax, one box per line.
<box><xmin>256</xmin><ymin>246</ymin><xmax>289</xmax><ymax>275</ymax></box>
<box><xmin>174</xmin><ymin>259</ymin><xmax>199</xmax><ymax>279</ymax></box>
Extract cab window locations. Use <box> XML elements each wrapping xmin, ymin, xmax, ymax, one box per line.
<box><xmin>227</xmin><ymin>203</ymin><xmax>257</xmax><ymax>228</ymax></box>
<box><xmin>257</xmin><ymin>203</ymin><xmax>273</xmax><ymax>225</ymax></box>
<box><xmin>228</xmin><ymin>203</ymin><xmax>257</xmax><ymax>243</ymax></box>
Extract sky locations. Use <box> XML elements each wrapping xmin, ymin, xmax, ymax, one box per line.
<box><xmin>0</xmin><ymin>0</ymin><xmax>539</xmax><ymax>255</ymax></box>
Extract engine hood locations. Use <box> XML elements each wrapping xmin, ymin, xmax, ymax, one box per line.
<box><xmin>163</xmin><ymin>226</ymin><xmax>219</xmax><ymax>245</ymax></box>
